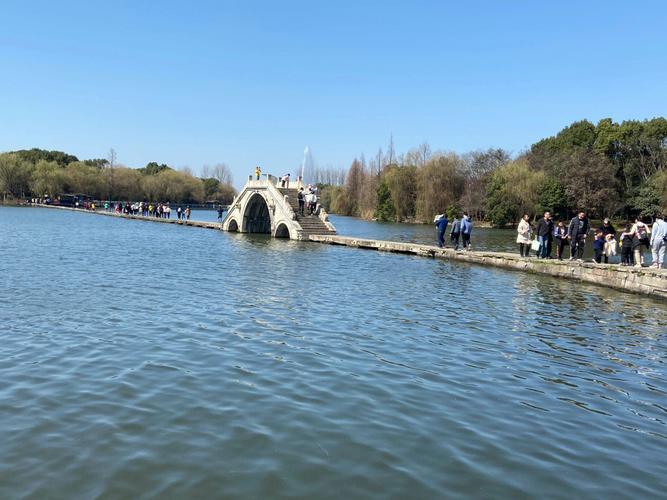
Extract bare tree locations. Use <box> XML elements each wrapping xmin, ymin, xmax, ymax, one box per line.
<box><xmin>386</xmin><ymin>133</ymin><xmax>396</xmax><ymax>166</ymax></box>
<box><xmin>403</xmin><ymin>143</ymin><xmax>432</xmax><ymax>168</ymax></box>
<box><xmin>107</xmin><ymin>148</ymin><xmax>117</xmax><ymax>169</ymax></box>
<box><xmin>375</xmin><ymin>147</ymin><xmax>383</xmax><ymax>177</ymax></box>
<box><xmin>417</xmin><ymin>142</ymin><xmax>431</xmax><ymax>168</ymax></box>
<box><xmin>211</xmin><ymin>163</ymin><xmax>233</xmax><ymax>185</ymax></box>
<box><xmin>105</xmin><ymin>148</ymin><xmax>117</xmax><ymax>200</ymax></box>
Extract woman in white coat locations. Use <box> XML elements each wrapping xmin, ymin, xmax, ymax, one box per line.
<box><xmin>517</xmin><ymin>214</ymin><xmax>533</xmax><ymax>257</ymax></box>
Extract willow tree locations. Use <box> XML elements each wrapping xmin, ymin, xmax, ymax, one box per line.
<box><xmin>415</xmin><ymin>154</ymin><xmax>465</xmax><ymax>222</ymax></box>
<box><xmin>383</xmin><ymin>164</ymin><xmax>417</xmax><ymax>222</ymax></box>
<box><xmin>0</xmin><ymin>153</ymin><xmax>33</xmax><ymax>200</ymax></box>
<box><xmin>30</xmin><ymin>160</ymin><xmax>66</xmax><ymax>198</ymax></box>
<box><xmin>485</xmin><ymin>158</ymin><xmax>545</xmax><ymax>226</ymax></box>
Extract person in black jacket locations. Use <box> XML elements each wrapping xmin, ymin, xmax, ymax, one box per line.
<box><xmin>568</xmin><ymin>211</ymin><xmax>590</xmax><ymax>261</ymax></box>
<box><xmin>535</xmin><ymin>211</ymin><xmax>553</xmax><ymax>259</ymax></box>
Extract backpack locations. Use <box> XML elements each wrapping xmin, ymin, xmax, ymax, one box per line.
<box><xmin>297</xmin><ymin>192</ymin><xmax>304</xmax><ymax>201</ymax></box>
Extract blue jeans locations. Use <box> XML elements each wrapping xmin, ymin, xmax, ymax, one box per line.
<box><xmin>437</xmin><ymin>230</ymin><xmax>445</xmax><ymax>247</ymax></box>
<box><xmin>538</xmin><ymin>235</ymin><xmax>549</xmax><ymax>258</ymax></box>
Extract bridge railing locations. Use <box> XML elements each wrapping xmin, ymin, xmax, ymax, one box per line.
<box><xmin>247</xmin><ymin>174</ymin><xmax>307</xmax><ymax>191</ymax></box>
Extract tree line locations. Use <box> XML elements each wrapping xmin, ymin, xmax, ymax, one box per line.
<box><xmin>0</xmin><ymin>149</ymin><xmax>236</xmax><ymax>204</ymax></box>
<box><xmin>318</xmin><ymin>118</ymin><xmax>667</xmax><ymax>225</ymax></box>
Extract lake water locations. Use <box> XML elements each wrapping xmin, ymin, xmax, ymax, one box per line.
<box><xmin>1</xmin><ymin>206</ymin><xmax>666</xmax><ymax>498</ymax></box>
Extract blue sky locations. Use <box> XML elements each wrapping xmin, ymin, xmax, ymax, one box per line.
<box><xmin>1</xmin><ymin>0</ymin><xmax>665</xmax><ymax>187</ymax></box>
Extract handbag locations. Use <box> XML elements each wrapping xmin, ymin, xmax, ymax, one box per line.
<box><xmin>530</xmin><ymin>239</ymin><xmax>540</xmax><ymax>252</ymax></box>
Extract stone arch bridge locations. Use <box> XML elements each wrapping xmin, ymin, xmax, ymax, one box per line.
<box><xmin>222</xmin><ymin>175</ymin><xmax>336</xmax><ymax>240</ymax></box>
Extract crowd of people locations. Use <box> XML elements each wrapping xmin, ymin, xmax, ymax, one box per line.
<box><xmin>297</xmin><ymin>185</ymin><xmax>318</xmax><ymax>216</ymax></box>
<box><xmin>515</xmin><ymin>211</ymin><xmax>667</xmax><ymax>268</ymax></box>
<box><xmin>434</xmin><ymin>210</ymin><xmax>667</xmax><ymax>268</ymax></box>
<box><xmin>433</xmin><ymin>212</ymin><xmax>474</xmax><ymax>251</ymax></box>
<box><xmin>107</xmin><ymin>201</ymin><xmax>191</xmax><ymax>221</ymax></box>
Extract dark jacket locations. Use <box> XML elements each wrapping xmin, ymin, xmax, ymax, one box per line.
<box><xmin>621</xmin><ymin>233</ymin><xmax>634</xmax><ymax>248</ymax></box>
<box><xmin>535</xmin><ymin>218</ymin><xmax>554</xmax><ymax>237</ymax></box>
<box><xmin>435</xmin><ymin>216</ymin><xmax>448</xmax><ymax>233</ymax></box>
<box><xmin>450</xmin><ymin>219</ymin><xmax>461</xmax><ymax>235</ymax></box>
<box><xmin>600</xmin><ymin>223</ymin><xmax>616</xmax><ymax>237</ymax></box>
<box><xmin>568</xmin><ymin>216</ymin><xmax>589</xmax><ymax>239</ymax></box>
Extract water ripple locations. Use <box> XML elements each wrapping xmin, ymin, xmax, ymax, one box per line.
<box><xmin>1</xmin><ymin>207</ymin><xmax>666</xmax><ymax>499</ymax></box>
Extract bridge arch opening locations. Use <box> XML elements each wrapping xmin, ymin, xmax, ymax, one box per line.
<box><xmin>274</xmin><ymin>223</ymin><xmax>290</xmax><ymax>239</ymax></box>
<box><xmin>243</xmin><ymin>193</ymin><xmax>271</xmax><ymax>234</ymax></box>
<box><xmin>227</xmin><ymin>218</ymin><xmax>239</xmax><ymax>232</ymax></box>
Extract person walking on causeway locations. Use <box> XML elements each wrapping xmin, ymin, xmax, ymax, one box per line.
<box><xmin>450</xmin><ymin>216</ymin><xmax>461</xmax><ymax>250</ymax></box>
<box><xmin>434</xmin><ymin>213</ymin><xmax>449</xmax><ymax>248</ymax></box>
<box><xmin>535</xmin><ymin>211</ymin><xmax>553</xmax><ymax>259</ymax></box>
<box><xmin>460</xmin><ymin>212</ymin><xmax>473</xmax><ymax>251</ymax></box>
<box><xmin>568</xmin><ymin>211</ymin><xmax>590</xmax><ymax>261</ymax></box>
<box><xmin>650</xmin><ymin>213</ymin><xmax>667</xmax><ymax>269</ymax></box>
<box><xmin>517</xmin><ymin>214</ymin><xmax>532</xmax><ymax>257</ymax></box>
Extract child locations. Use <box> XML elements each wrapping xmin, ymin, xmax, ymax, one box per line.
<box><xmin>603</xmin><ymin>233</ymin><xmax>617</xmax><ymax>263</ymax></box>
<box><xmin>592</xmin><ymin>230</ymin><xmax>604</xmax><ymax>263</ymax></box>
<box><xmin>619</xmin><ymin>225</ymin><xmax>634</xmax><ymax>266</ymax></box>
<box><xmin>553</xmin><ymin>221</ymin><xmax>568</xmax><ymax>260</ymax></box>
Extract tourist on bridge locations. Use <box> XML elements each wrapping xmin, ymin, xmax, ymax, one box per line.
<box><xmin>460</xmin><ymin>212</ymin><xmax>473</xmax><ymax>251</ymax></box>
<box><xmin>255</xmin><ymin>166</ymin><xmax>261</xmax><ymax>180</ymax></box>
<box><xmin>306</xmin><ymin>191</ymin><xmax>317</xmax><ymax>215</ymax></box>
<box><xmin>177</xmin><ymin>206</ymin><xmax>182</xmax><ymax>220</ymax></box>
<box><xmin>535</xmin><ymin>211</ymin><xmax>553</xmax><ymax>259</ymax></box>
<box><xmin>516</xmin><ymin>214</ymin><xmax>532</xmax><ymax>257</ymax></box>
<box><xmin>553</xmin><ymin>221</ymin><xmax>568</xmax><ymax>260</ymax></box>
<box><xmin>217</xmin><ymin>205</ymin><xmax>224</xmax><ymax>220</ymax></box>
<box><xmin>450</xmin><ymin>215</ymin><xmax>461</xmax><ymax>250</ymax></box>
<box><xmin>567</xmin><ymin>211</ymin><xmax>589</xmax><ymax>261</ymax></box>
<box><xmin>434</xmin><ymin>213</ymin><xmax>448</xmax><ymax>248</ymax></box>
<box><xmin>297</xmin><ymin>188</ymin><xmax>305</xmax><ymax>216</ymax></box>
<box><xmin>650</xmin><ymin>213</ymin><xmax>667</xmax><ymax>268</ymax></box>
<box><xmin>185</xmin><ymin>206</ymin><xmax>191</xmax><ymax>220</ymax></box>
<box><xmin>281</xmin><ymin>173</ymin><xmax>290</xmax><ymax>188</ymax></box>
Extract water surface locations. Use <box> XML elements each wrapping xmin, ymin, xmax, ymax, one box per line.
<box><xmin>1</xmin><ymin>207</ymin><xmax>665</xmax><ymax>498</ymax></box>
